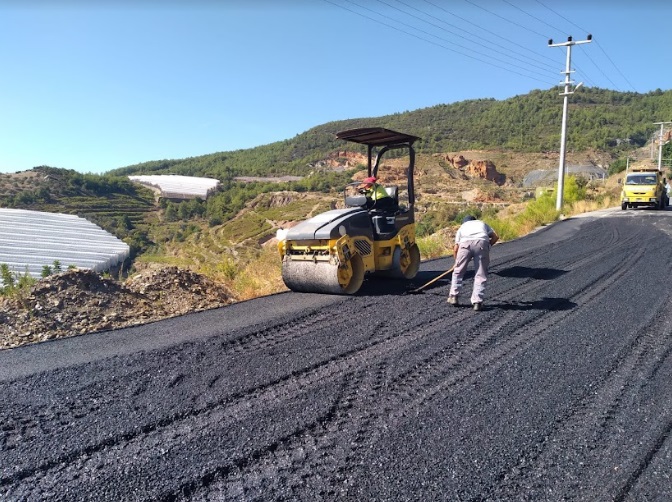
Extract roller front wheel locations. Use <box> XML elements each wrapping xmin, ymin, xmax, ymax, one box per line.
<box><xmin>282</xmin><ymin>254</ymin><xmax>364</xmax><ymax>295</ymax></box>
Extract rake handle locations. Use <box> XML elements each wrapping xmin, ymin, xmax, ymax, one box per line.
<box><xmin>410</xmin><ymin>265</ymin><xmax>455</xmax><ymax>293</ymax></box>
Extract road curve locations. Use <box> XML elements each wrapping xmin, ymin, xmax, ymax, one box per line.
<box><xmin>2</xmin><ymin>208</ymin><xmax>672</xmax><ymax>501</ymax></box>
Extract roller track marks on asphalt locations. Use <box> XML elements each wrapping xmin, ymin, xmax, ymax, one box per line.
<box><xmin>4</xmin><ymin>212</ymin><xmax>672</xmax><ymax>501</ymax></box>
<box><xmin>483</xmin><ymin>295</ymin><xmax>672</xmax><ymax>501</ymax></box>
<box><xmin>0</xmin><ymin>304</ymin><xmax>386</xmax><ymax>493</ymax></box>
<box><xmin>171</xmin><ymin>219</ymin><xmax>669</xmax><ymax>500</ymax></box>
<box><xmin>0</xmin><ymin>299</ymin><xmax>477</xmax><ymax>499</ymax></box>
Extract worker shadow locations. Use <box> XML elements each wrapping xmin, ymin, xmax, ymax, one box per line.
<box><xmin>402</xmin><ymin>266</ymin><xmax>568</xmax><ymax>292</ymax></box>
<box><xmin>361</xmin><ymin>267</ymin><xmax>569</xmax><ymax>296</ymax></box>
<box><xmin>493</xmin><ymin>266</ymin><xmax>567</xmax><ymax>280</ymax></box>
<box><xmin>487</xmin><ymin>297</ymin><xmax>577</xmax><ymax>311</ymax></box>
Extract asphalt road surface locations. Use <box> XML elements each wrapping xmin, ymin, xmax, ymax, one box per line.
<box><xmin>2</xmin><ymin>208</ymin><xmax>672</xmax><ymax>501</ymax></box>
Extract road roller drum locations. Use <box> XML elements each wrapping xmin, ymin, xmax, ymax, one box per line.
<box><xmin>281</xmin><ymin>254</ymin><xmax>364</xmax><ymax>295</ymax></box>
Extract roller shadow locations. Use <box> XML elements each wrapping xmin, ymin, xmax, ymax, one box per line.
<box><xmin>358</xmin><ymin>278</ymin><xmax>415</xmax><ymax>296</ymax></box>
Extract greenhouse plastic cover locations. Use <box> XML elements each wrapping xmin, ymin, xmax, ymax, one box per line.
<box><xmin>0</xmin><ymin>208</ymin><xmax>130</xmax><ymax>285</ymax></box>
<box><xmin>128</xmin><ymin>175</ymin><xmax>220</xmax><ymax>200</ymax></box>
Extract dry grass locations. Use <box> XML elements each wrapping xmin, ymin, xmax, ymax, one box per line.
<box><xmin>567</xmin><ymin>196</ymin><xmax>616</xmax><ymax>215</ymax></box>
<box><xmin>231</xmin><ymin>246</ymin><xmax>287</xmax><ymax>300</ymax></box>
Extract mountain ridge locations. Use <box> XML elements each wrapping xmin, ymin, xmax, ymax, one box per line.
<box><xmin>108</xmin><ymin>86</ymin><xmax>672</xmax><ymax>179</ymax></box>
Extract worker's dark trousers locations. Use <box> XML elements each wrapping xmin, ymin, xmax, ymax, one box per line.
<box><xmin>449</xmin><ymin>239</ymin><xmax>490</xmax><ymax>304</ymax></box>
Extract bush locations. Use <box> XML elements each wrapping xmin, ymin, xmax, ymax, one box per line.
<box><xmin>563</xmin><ymin>175</ymin><xmax>587</xmax><ymax>204</ymax></box>
<box><xmin>0</xmin><ymin>264</ymin><xmax>36</xmax><ymax>296</ymax></box>
<box><xmin>608</xmin><ymin>158</ymin><xmax>627</xmax><ymax>176</ymax></box>
<box><xmin>417</xmin><ymin>234</ymin><xmax>452</xmax><ymax>259</ymax></box>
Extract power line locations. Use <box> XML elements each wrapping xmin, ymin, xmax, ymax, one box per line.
<box><xmin>328</xmin><ymin>0</ymin><xmax>637</xmax><ymax>93</ymax></box>
<box><xmin>595</xmin><ymin>42</ymin><xmax>638</xmax><ymax>92</ymax></box>
<box><xmin>499</xmin><ymin>0</ymin><xmax>562</xmax><ymax>35</ymax></box>
<box><xmin>378</xmin><ymin>0</ymin><xmax>559</xmax><ymax>76</ymax></box>
<box><xmin>576</xmin><ymin>44</ymin><xmax>619</xmax><ymax>90</ymax></box>
<box><xmin>534</xmin><ymin>0</ymin><xmax>637</xmax><ymax>92</ymax></box>
<box><xmin>363</xmin><ymin>0</ymin><xmax>557</xmax><ymax>78</ymax></box>
<box><xmin>496</xmin><ymin>0</ymin><xmax>601</xmax><ymax>89</ymax></box>
<box><xmin>456</xmin><ymin>0</ymin><xmax>597</xmax><ymax>91</ymax></box>
<box><xmin>653</xmin><ymin>122</ymin><xmax>672</xmax><ymax>171</ymax></box>
<box><xmin>420</xmin><ymin>0</ymin><xmax>562</xmax><ymax>69</ymax></box>
<box><xmin>531</xmin><ymin>0</ymin><xmax>605</xmax><ymax>88</ymax></box>
<box><xmin>463</xmin><ymin>0</ymin><xmax>602</xmax><ymax>92</ymax></box>
<box><xmin>327</xmin><ymin>0</ymin><xmax>558</xmax><ymax>85</ymax></box>
<box><xmin>461</xmin><ymin>0</ymin><xmax>549</xmax><ymax>39</ymax></box>
<box><xmin>534</xmin><ymin>0</ymin><xmax>587</xmax><ymax>33</ymax></box>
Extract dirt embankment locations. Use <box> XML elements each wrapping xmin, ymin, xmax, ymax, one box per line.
<box><xmin>0</xmin><ymin>267</ymin><xmax>235</xmax><ymax>350</ymax></box>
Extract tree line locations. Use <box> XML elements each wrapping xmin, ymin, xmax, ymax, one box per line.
<box><xmin>108</xmin><ymin>87</ymin><xmax>672</xmax><ymax>181</ymax></box>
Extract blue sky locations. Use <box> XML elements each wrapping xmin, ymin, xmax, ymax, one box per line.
<box><xmin>1</xmin><ymin>0</ymin><xmax>669</xmax><ymax>174</ymax></box>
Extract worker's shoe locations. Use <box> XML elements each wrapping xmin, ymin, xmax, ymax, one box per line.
<box><xmin>447</xmin><ymin>295</ymin><xmax>458</xmax><ymax>305</ymax></box>
<box><xmin>472</xmin><ymin>302</ymin><xmax>483</xmax><ymax>312</ymax></box>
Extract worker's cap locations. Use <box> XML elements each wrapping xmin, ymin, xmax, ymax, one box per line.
<box><xmin>462</xmin><ymin>215</ymin><xmax>476</xmax><ymax>223</ymax></box>
<box><xmin>358</xmin><ymin>176</ymin><xmax>377</xmax><ymax>188</ymax></box>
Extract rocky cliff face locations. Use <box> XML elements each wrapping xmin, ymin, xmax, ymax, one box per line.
<box><xmin>446</xmin><ymin>155</ymin><xmax>506</xmax><ymax>185</ymax></box>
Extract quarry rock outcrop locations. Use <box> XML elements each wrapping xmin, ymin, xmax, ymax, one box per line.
<box><xmin>447</xmin><ymin>155</ymin><xmax>506</xmax><ymax>186</ymax></box>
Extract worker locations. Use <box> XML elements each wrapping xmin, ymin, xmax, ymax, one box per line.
<box><xmin>358</xmin><ymin>176</ymin><xmax>394</xmax><ymax>211</ymax></box>
<box><xmin>447</xmin><ymin>215</ymin><xmax>499</xmax><ymax>311</ymax></box>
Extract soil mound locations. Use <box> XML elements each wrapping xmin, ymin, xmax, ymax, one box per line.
<box><xmin>0</xmin><ymin>267</ymin><xmax>235</xmax><ymax>349</ymax></box>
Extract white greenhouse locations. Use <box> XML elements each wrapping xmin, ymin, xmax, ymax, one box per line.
<box><xmin>0</xmin><ymin>208</ymin><xmax>130</xmax><ymax>285</ymax></box>
<box><xmin>128</xmin><ymin>175</ymin><xmax>220</xmax><ymax>200</ymax></box>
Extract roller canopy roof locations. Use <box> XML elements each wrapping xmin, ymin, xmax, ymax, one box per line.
<box><xmin>336</xmin><ymin>128</ymin><xmax>420</xmax><ymax>147</ymax></box>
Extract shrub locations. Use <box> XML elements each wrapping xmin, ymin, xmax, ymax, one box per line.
<box><xmin>0</xmin><ymin>264</ymin><xmax>36</xmax><ymax>297</ymax></box>
<box><xmin>417</xmin><ymin>234</ymin><xmax>452</xmax><ymax>259</ymax></box>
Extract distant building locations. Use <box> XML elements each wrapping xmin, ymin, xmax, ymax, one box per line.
<box><xmin>0</xmin><ymin>208</ymin><xmax>129</xmax><ymax>285</ymax></box>
<box><xmin>128</xmin><ymin>175</ymin><xmax>220</xmax><ymax>200</ymax></box>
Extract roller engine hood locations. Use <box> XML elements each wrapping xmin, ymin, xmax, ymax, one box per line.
<box><xmin>284</xmin><ymin>208</ymin><xmax>373</xmax><ymax>240</ymax></box>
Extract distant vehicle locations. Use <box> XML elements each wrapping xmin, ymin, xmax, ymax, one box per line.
<box><xmin>620</xmin><ymin>168</ymin><xmax>668</xmax><ymax>210</ymax></box>
<box><xmin>277</xmin><ymin>127</ymin><xmax>421</xmax><ymax>294</ymax></box>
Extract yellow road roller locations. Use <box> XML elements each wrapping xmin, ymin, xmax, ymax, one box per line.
<box><xmin>277</xmin><ymin>127</ymin><xmax>421</xmax><ymax>294</ymax></box>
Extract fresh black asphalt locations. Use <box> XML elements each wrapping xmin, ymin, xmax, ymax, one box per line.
<box><xmin>2</xmin><ymin>208</ymin><xmax>672</xmax><ymax>501</ymax></box>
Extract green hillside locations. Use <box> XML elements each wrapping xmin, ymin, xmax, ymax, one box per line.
<box><xmin>2</xmin><ymin>86</ymin><xmax>671</xmax><ymax>300</ymax></box>
<box><xmin>108</xmin><ymin>87</ymin><xmax>672</xmax><ymax>179</ymax></box>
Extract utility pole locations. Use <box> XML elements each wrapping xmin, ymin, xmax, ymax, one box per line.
<box><xmin>548</xmin><ymin>35</ymin><xmax>592</xmax><ymax>211</ymax></box>
<box><xmin>653</xmin><ymin>121</ymin><xmax>672</xmax><ymax>172</ymax></box>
